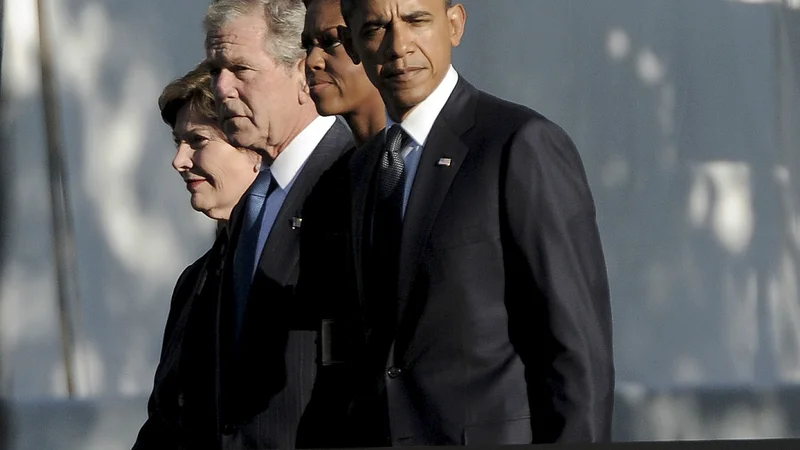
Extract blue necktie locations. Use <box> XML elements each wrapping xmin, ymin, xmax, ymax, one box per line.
<box><xmin>233</xmin><ymin>169</ymin><xmax>274</xmax><ymax>343</ymax></box>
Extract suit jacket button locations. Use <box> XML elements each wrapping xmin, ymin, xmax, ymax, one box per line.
<box><xmin>387</xmin><ymin>366</ymin><xmax>403</xmax><ymax>378</ymax></box>
<box><xmin>177</xmin><ymin>392</ymin><xmax>184</xmax><ymax>408</ymax></box>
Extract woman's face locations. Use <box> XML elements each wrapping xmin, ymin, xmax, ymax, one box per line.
<box><xmin>303</xmin><ymin>0</ymin><xmax>379</xmax><ymax>116</ymax></box>
<box><xmin>171</xmin><ymin>105</ymin><xmax>259</xmax><ymax>221</ymax></box>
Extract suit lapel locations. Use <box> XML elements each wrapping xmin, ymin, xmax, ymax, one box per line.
<box><xmin>227</xmin><ymin>119</ymin><xmax>352</xmax><ymax>413</ymax></box>
<box><xmin>252</xmin><ymin>118</ymin><xmax>352</xmax><ymax>297</ymax></box>
<box><xmin>395</xmin><ymin>78</ymin><xmax>477</xmax><ymax>326</ymax></box>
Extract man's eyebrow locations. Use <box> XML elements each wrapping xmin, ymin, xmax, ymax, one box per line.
<box><xmin>361</xmin><ymin>16</ymin><xmax>389</xmax><ymax>28</ymax></box>
<box><xmin>401</xmin><ymin>10</ymin><xmax>433</xmax><ymax>21</ymax></box>
<box><xmin>303</xmin><ymin>26</ymin><xmax>338</xmax><ymax>39</ymax></box>
<box><xmin>214</xmin><ymin>55</ymin><xmax>249</xmax><ymax>67</ymax></box>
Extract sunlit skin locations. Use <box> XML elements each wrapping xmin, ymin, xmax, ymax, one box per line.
<box><xmin>172</xmin><ymin>105</ymin><xmax>260</xmax><ymax>221</ymax></box>
<box><xmin>206</xmin><ymin>13</ymin><xmax>318</xmax><ymax>163</ymax></box>
<box><xmin>342</xmin><ymin>0</ymin><xmax>466</xmax><ymax>122</ymax></box>
<box><xmin>303</xmin><ymin>0</ymin><xmax>385</xmax><ymax>147</ymax></box>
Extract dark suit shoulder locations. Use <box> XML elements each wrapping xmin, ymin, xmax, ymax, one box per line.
<box><xmin>465</xmin><ymin>85</ymin><xmax>582</xmax><ymax>174</ymax></box>
<box><xmin>471</xmin><ymin>87</ymin><xmax>557</xmax><ymax>139</ymax></box>
<box><xmin>313</xmin><ymin>117</ymin><xmax>356</xmax><ymax>163</ymax></box>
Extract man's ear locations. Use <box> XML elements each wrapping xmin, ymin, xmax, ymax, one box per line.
<box><xmin>338</xmin><ymin>25</ymin><xmax>361</xmax><ymax>65</ymax></box>
<box><xmin>448</xmin><ymin>3</ymin><xmax>467</xmax><ymax>47</ymax></box>
<box><xmin>295</xmin><ymin>58</ymin><xmax>314</xmax><ymax>104</ymax></box>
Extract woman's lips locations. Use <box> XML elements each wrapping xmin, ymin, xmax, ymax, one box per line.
<box><xmin>309</xmin><ymin>80</ymin><xmax>334</xmax><ymax>94</ymax></box>
<box><xmin>186</xmin><ymin>179</ymin><xmax>206</xmax><ymax>191</ymax></box>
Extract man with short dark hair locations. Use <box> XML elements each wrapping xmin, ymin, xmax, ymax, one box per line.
<box><xmin>309</xmin><ymin>0</ymin><xmax>614</xmax><ymax>445</ymax></box>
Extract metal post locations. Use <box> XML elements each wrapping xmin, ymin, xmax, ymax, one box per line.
<box><xmin>1</xmin><ymin>0</ymin><xmax>8</xmax><ymax>445</ymax></box>
<box><xmin>36</xmin><ymin>0</ymin><xmax>80</xmax><ymax>398</ymax></box>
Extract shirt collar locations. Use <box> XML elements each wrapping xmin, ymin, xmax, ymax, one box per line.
<box><xmin>386</xmin><ymin>65</ymin><xmax>459</xmax><ymax>146</ymax></box>
<box><xmin>268</xmin><ymin>115</ymin><xmax>336</xmax><ymax>189</ymax></box>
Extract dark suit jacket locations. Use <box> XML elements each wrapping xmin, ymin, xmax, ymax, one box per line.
<box><xmin>303</xmin><ymin>78</ymin><xmax>614</xmax><ymax>447</ymax></box>
<box><xmin>133</xmin><ymin>118</ymin><xmax>353</xmax><ymax>450</ymax></box>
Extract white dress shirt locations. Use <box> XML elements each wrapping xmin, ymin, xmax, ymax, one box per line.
<box><xmin>385</xmin><ymin>65</ymin><xmax>459</xmax><ymax>216</ymax></box>
<box><xmin>252</xmin><ymin>115</ymin><xmax>336</xmax><ymax>266</ymax></box>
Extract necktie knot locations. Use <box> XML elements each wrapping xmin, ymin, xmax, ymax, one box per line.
<box><xmin>378</xmin><ymin>125</ymin><xmax>408</xmax><ymax>201</ymax></box>
<box><xmin>385</xmin><ymin>124</ymin><xmax>407</xmax><ymax>155</ymax></box>
<box><xmin>242</xmin><ymin>169</ymin><xmax>274</xmax><ymax>232</ymax></box>
<box><xmin>249</xmin><ymin>168</ymin><xmax>275</xmax><ymax>199</ymax></box>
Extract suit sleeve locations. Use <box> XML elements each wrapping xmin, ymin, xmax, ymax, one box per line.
<box><xmin>502</xmin><ymin>118</ymin><xmax>614</xmax><ymax>442</ymax></box>
<box><xmin>131</xmin><ymin>262</ymin><xmax>202</xmax><ymax>450</ymax></box>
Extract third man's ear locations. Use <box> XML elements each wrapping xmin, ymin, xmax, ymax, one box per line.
<box><xmin>448</xmin><ymin>3</ymin><xmax>467</xmax><ymax>47</ymax></box>
<box><xmin>338</xmin><ymin>25</ymin><xmax>361</xmax><ymax>65</ymax></box>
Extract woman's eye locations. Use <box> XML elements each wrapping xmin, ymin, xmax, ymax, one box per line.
<box><xmin>191</xmin><ymin>136</ymin><xmax>209</xmax><ymax>148</ymax></box>
<box><xmin>321</xmin><ymin>38</ymin><xmax>342</xmax><ymax>51</ymax></box>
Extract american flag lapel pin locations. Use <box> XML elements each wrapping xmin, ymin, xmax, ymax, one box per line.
<box><xmin>437</xmin><ymin>157</ymin><xmax>452</xmax><ymax>167</ymax></box>
<box><xmin>290</xmin><ymin>217</ymin><xmax>303</xmax><ymax>230</ymax></box>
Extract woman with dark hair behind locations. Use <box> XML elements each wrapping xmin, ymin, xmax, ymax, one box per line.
<box><xmin>294</xmin><ymin>1</ymin><xmax>388</xmax><ymax>448</ymax></box>
<box><xmin>302</xmin><ymin>0</ymin><xmax>385</xmax><ymax>146</ymax></box>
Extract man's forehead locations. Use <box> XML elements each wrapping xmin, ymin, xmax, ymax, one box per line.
<box><xmin>205</xmin><ymin>15</ymin><xmax>268</xmax><ymax>50</ymax></box>
<box><xmin>355</xmin><ymin>0</ymin><xmax>441</xmax><ymax>16</ymax></box>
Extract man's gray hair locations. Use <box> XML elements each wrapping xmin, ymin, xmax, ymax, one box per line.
<box><xmin>204</xmin><ymin>0</ymin><xmax>307</xmax><ymax>68</ymax></box>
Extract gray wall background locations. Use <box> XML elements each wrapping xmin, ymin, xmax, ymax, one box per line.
<box><xmin>1</xmin><ymin>0</ymin><xmax>798</xmax><ymax>448</ymax></box>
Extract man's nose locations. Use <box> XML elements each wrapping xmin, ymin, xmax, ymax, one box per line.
<box><xmin>213</xmin><ymin>68</ymin><xmax>238</xmax><ymax>100</ymax></box>
<box><xmin>386</xmin><ymin>23</ymin><xmax>413</xmax><ymax>59</ymax></box>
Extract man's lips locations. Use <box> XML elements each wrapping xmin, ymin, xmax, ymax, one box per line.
<box><xmin>382</xmin><ymin>67</ymin><xmax>423</xmax><ymax>82</ymax></box>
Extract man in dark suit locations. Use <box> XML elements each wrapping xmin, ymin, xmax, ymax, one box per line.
<box><xmin>306</xmin><ymin>0</ymin><xmax>614</xmax><ymax>445</ymax></box>
<box><xmin>133</xmin><ymin>1</ymin><xmax>353</xmax><ymax>449</ymax></box>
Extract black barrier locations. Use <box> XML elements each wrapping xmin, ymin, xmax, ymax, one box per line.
<box><xmin>329</xmin><ymin>440</ymin><xmax>800</xmax><ymax>450</ymax></box>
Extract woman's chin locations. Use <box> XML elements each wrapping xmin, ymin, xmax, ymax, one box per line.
<box><xmin>313</xmin><ymin>98</ymin><xmax>343</xmax><ymax>118</ymax></box>
<box><xmin>196</xmin><ymin>205</ymin><xmax>229</xmax><ymax>221</ymax></box>
<box><xmin>190</xmin><ymin>197</ymin><xmax>212</xmax><ymax>216</ymax></box>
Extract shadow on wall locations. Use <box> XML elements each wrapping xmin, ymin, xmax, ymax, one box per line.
<box><xmin>1</xmin><ymin>0</ymin><xmax>216</xmax><ymax>400</ymax></box>
<box><xmin>457</xmin><ymin>0</ymin><xmax>799</xmax><ymax>388</ymax></box>
<box><xmin>0</xmin><ymin>0</ymin><xmax>798</xmax><ymax>434</ymax></box>
<box><xmin>0</xmin><ymin>0</ymin><xmax>798</xmax><ymax>448</ymax></box>
<box><xmin>614</xmin><ymin>385</ymin><xmax>800</xmax><ymax>441</ymax></box>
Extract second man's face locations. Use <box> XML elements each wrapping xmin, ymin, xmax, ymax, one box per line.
<box><xmin>206</xmin><ymin>13</ymin><xmax>306</xmax><ymax>154</ymax></box>
<box><xmin>346</xmin><ymin>0</ymin><xmax>465</xmax><ymax>119</ymax></box>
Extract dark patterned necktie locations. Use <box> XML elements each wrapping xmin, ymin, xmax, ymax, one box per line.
<box><xmin>377</xmin><ymin>124</ymin><xmax>408</xmax><ymax>208</ymax></box>
<box><xmin>367</xmin><ymin>125</ymin><xmax>409</xmax><ymax>442</ymax></box>
<box><xmin>370</xmin><ymin>124</ymin><xmax>409</xmax><ymax>299</ymax></box>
